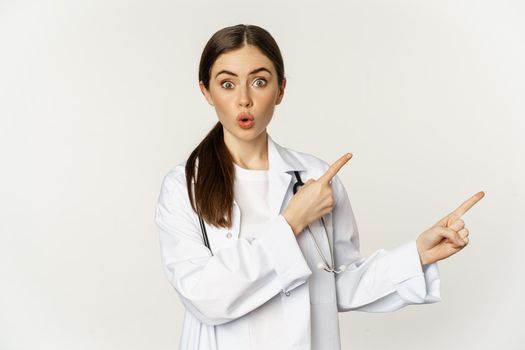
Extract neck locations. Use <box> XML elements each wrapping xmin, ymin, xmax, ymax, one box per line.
<box><xmin>223</xmin><ymin>130</ymin><xmax>269</xmax><ymax>170</ymax></box>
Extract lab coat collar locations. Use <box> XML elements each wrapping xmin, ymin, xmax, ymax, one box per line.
<box><xmin>267</xmin><ymin>133</ymin><xmax>306</xmax><ymax>174</ymax></box>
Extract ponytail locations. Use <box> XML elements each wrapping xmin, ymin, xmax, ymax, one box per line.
<box><xmin>185</xmin><ymin>122</ymin><xmax>235</xmax><ymax>228</ymax></box>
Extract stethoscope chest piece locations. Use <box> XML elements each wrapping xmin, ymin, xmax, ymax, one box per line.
<box><xmin>317</xmin><ymin>261</ymin><xmax>346</xmax><ymax>273</ymax></box>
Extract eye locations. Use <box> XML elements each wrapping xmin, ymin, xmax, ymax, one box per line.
<box><xmin>221</xmin><ymin>81</ymin><xmax>234</xmax><ymax>89</ymax></box>
<box><xmin>253</xmin><ymin>78</ymin><xmax>267</xmax><ymax>87</ymax></box>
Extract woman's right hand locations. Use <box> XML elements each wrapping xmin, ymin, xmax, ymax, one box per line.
<box><xmin>283</xmin><ymin>153</ymin><xmax>353</xmax><ymax>236</ymax></box>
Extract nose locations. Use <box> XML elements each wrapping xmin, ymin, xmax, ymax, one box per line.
<box><xmin>237</xmin><ymin>84</ymin><xmax>253</xmax><ymax>108</ymax></box>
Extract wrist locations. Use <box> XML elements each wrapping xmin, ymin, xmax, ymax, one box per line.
<box><xmin>418</xmin><ymin>251</ymin><xmax>432</xmax><ymax>266</ymax></box>
<box><xmin>416</xmin><ymin>240</ymin><xmax>429</xmax><ymax>266</ymax></box>
<box><xmin>282</xmin><ymin>210</ymin><xmax>303</xmax><ymax>236</ymax></box>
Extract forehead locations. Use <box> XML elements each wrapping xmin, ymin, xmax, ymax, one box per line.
<box><xmin>211</xmin><ymin>45</ymin><xmax>275</xmax><ymax>76</ymax></box>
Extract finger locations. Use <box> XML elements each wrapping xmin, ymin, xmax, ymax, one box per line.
<box><xmin>451</xmin><ymin>191</ymin><xmax>485</xmax><ymax>219</ymax></box>
<box><xmin>297</xmin><ymin>179</ymin><xmax>315</xmax><ymax>192</ymax></box>
<box><xmin>437</xmin><ymin>191</ymin><xmax>485</xmax><ymax>226</ymax></box>
<box><xmin>458</xmin><ymin>228</ymin><xmax>469</xmax><ymax>240</ymax></box>
<box><xmin>449</xmin><ymin>219</ymin><xmax>465</xmax><ymax>232</ymax></box>
<box><xmin>436</xmin><ymin>226</ymin><xmax>465</xmax><ymax>247</ymax></box>
<box><xmin>318</xmin><ymin>153</ymin><xmax>353</xmax><ymax>184</ymax></box>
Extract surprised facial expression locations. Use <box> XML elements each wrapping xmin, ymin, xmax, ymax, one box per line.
<box><xmin>200</xmin><ymin>44</ymin><xmax>286</xmax><ymax>143</ymax></box>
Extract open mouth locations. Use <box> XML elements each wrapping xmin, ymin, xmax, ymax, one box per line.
<box><xmin>237</xmin><ymin>112</ymin><xmax>255</xmax><ymax>128</ymax></box>
<box><xmin>237</xmin><ymin>115</ymin><xmax>255</xmax><ymax>129</ymax></box>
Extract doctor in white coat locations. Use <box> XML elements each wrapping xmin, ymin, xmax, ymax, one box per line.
<box><xmin>155</xmin><ymin>24</ymin><xmax>485</xmax><ymax>350</ymax></box>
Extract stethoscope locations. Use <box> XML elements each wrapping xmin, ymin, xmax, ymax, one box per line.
<box><xmin>197</xmin><ymin>170</ymin><xmax>347</xmax><ymax>274</ymax></box>
<box><xmin>292</xmin><ymin>171</ymin><xmax>347</xmax><ymax>274</ymax></box>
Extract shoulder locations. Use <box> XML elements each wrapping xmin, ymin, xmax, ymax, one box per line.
<box><xmin>157</xmin><ymin>160</ymin><xmax>190</xmax><ymax>205</ymax></box>
<box><xmin>160</xmin><ymin>160</ymin><xmax>186</xmax><ymax>185</ymax></box>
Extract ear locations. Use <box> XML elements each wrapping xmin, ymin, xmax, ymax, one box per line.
<box><xmin>199</xmin><ymin>81</ymin><xmax>214</xmax><ymax>106</ymax></box>
<box><xmin>275</xmin><ymin>79</ymin><xmax>286</xmax><ymax>105</ymax></box>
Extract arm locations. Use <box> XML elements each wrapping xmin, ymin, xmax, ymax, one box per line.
<box><xmin>155</xmin><ymin>170</ymin><xmax>312</xmax><ymax>325</ymax></box>
<box><xmin>330</xmin><ymin>174</ymin><xmax>441</xmax><ymax>312</ymax></box>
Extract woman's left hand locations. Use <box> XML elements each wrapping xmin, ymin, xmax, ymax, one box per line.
<box><xmin>416</xmin><ymin>191</ymin><xmax>485</xmax><ymax>265</ymax></box>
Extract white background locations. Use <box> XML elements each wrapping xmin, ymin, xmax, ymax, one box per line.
<box><xmin>1</xmin><ymin>0</ymin><xmax>524</xmax><ymax>349</ymax></box>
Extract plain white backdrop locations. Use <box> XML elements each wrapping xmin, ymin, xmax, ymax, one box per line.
<box><xmin>1</xmin><ymin>0</ymin><xmax>524</xmax><ymax>349</ymax></box>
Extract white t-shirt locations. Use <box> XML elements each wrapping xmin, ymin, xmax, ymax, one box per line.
<box><xmin>233</xmin><ymin>162</ymin><xmax>290</xmax><ymax>349</ymax></box>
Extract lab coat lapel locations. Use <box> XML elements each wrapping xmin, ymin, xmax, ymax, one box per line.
<box><xmin>266</xmin><ymin>134</ymin><xmax>306</xmax><ymax>218</ymax></box>
<box><xmin>266</xmin><ymin>136</ymin><xmax>333</xmax><ymax>268</ymax></box>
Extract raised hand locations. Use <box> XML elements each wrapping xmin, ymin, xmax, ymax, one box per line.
<box><xmin>416</xmin><ymin>191</ymin><xmax>485</xmax><ymax>265</ymax></box>
<box><xmin>283</xmin><ymin>153</ymin><xmax>353</xmax><ymax>236</ymax></box>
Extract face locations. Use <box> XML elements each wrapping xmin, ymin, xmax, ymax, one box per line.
<box><xmin>200</xmin><ymin>44</ymin><xmax>286</xmax><ymax>143</ymax></box>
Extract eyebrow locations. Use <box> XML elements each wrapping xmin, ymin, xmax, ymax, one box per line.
<box><xmin>214</xmin><ymin>67</ymin><xmax>272</xmax><ymax>79</ymax></box>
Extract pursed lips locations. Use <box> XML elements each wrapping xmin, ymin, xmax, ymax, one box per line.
<box><xmin>237</xmin><ymin>112</ymin><xmax>254</xmax><ymax>121</ymax></box>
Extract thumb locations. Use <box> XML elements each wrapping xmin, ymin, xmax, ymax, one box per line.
<box><xmin>436</xmin><ymin>226</ymin><xmax>465</xmax><ymax>247</ymax></box>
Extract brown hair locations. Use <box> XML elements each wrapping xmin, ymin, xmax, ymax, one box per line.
<box><xmin>185</xmin><ymin>24</ymin><xmax>285</xmax><ymax>228</ymax></box>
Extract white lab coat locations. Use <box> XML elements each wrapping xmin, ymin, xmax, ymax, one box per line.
<box><xmin>155</xmin><ymin>133</ymin><xmax>441</xmax><ymax>350</ymax></box>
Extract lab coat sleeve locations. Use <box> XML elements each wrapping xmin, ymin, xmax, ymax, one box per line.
<box><xmin>155</xmin><ymin>169</ymin><xmax>312</xmax><ymax>326</ymax></box>
<box><xmin>330</xmin><ymin>174</ymin><xmax>441</xmax><ymax>312</ymax></box>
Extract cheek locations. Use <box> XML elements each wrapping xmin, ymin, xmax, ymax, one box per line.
<box><xmin>257</xmin><ymin>93</ymin><xmax>278</xmax><ymax>113</ymax></box>
<box><xmin>210</xmin><ymin>93</ymin><xmax>231</xmax><ymax>116</ymax></box>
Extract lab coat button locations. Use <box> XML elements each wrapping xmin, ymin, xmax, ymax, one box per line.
<box><xmin>285</xmin><ymin>291</ymin><xmax>291</xmax><ymax>297</ymax></box>
<box><xmin>226</xmin><ymin>232</ymin><xmax>232</xmax><ymax>238</ymax></box>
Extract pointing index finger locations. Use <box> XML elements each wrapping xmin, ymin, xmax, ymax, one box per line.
<box><xmin>452</xmin><ymin>191</ymin><xmax>486</xmax><ymax>218</ymax></box>
<box><xmin>319</xmin><ymin>153</ymin><xmax>353</xmax><ymax>184</ymax></box>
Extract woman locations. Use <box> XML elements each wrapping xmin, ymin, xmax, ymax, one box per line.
<box><xmin>155</xmin><ymin>24</ymin><xmax>484</xmax><ymax>350</ymax></box>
